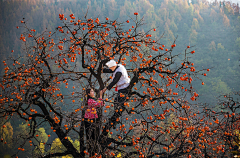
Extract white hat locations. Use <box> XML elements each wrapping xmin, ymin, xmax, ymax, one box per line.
<box><xmin>106</xmin><ymin>60</ymin><xmax>117</xmax><ymax>68</ymax></box>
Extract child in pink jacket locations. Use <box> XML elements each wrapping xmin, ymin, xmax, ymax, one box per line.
<box><xmin>84</xmin><ymin>88</ymin><xmax>104</xmax><ymax>119</ymax></box>
<box><xmin>84</xmin><ymin>88</ymin><xmax>104</xmax><ymax>156</ymax></box>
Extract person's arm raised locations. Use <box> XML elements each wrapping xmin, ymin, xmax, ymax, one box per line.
<box><xmin>99</xmin><ymin>90</ymin><xmax>103</xmax><ymax>99</ymax></box>
<box><xmin>103</xmin><ymin>68</ymin><xmax>113</xmax><ymax>73</ymax></box>
<box><xmin>102</xmin><ymin>87</ymin><xmax>107</xmax><ymax>93</ymax></box>
<box><xmin>96</xmin><ymin>90</ymin><xmax>104</xmax><ymax>107</ymax></box>
<box><xmin>106</xmin><ymin>72</ymin><xmax>122</xmax><ymax>90</ymax></box>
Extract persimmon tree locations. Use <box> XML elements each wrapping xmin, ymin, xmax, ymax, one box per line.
<box><xmin>198</xmin><ymin>92</ymin><xmax>240</xmax><ymax>158</ymax></box>
<box><xmin>0</xmin><ymin>12</ymin><xmax>238</xmax><ymax>158</ymax></box>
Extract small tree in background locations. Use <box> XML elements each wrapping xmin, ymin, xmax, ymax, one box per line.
<box><xmin>0</xmin><ymin>12</ymin><xmax>239</xmax><ymax>158</ymax></box>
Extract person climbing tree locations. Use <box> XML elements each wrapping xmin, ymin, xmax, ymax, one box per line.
<box><xmin>102</xmin><ymin>60</ymin><xmax>130</xmax><ymax>128</ymax></box>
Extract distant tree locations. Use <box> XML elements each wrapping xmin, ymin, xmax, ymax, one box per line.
<box><xmin>33</xmin><ymin>142</ymin><xmax>45</xmax><ymax>156</ymax></box>
<box><xmin>183</xmin><ymin>0</ymin><xmax>190</xmax><ymax>11</ymax></box>
<box><xmin>211</xmin><ymin>78</ymin><xmax>231</xmax><ymax>94</ymax></box>
<box><xmin>189</xmin><ymin>29</ymin><xmax>198</xmax><ymax>45</ymax></box>
<box><xmin>224</xmin><ymin>3</ymin><xmax>235</xmax><ymax>15</ymax></box>
<box><xmin>163</xmin><ymin>23</ymin><xmax>175</xmax><ymax>46</ymax></box>
<box><xmin>188</xmin><ymin>3</ymin><xmax>194</xmax><ymax>17</ymax></box>
<box><xmin>170</xmin><ymin>20</ymin><xmax>178</xmax><ymax>33</ymax></box>
<box><xmin>217</xmin><ymin>43</ymin><xmax>225</xmax><ymax>51</ymax></box>
<box><xmin>208</xmin><ymin>41</ymin><xmax>216</xmax><ymax>52</ymax></box>
<box><xmin>235</xmin><ymin>37</ymin><xmax>240</xmax><ymax>49</ymax></box>
<box><xmin>0</xmin><ymin>122</ymin><xmax>13</xmax><ymax>157</ymax></box>
<box><xmin>191</xmin><ymin>18</ymin><xmax>199</xmax><ymax>30</ymax></box>
<box><xmin>33</xmin><ymin>127</ymin><xmax>49</xmax><ymax>145</ymax></box>
<box><xmin>49</xmin><ymin>137</ymin><xmax>77</xmax><ymax>157</ymax></box>
<box><xmin>223</xmin><ymin>14</ymin><xmax>231</xmax><ymax>27</ymax></box>
<box><xmin>209</xmin><ymin>9</ymin><xmax>218</xmax><ymax>22</ymax></box>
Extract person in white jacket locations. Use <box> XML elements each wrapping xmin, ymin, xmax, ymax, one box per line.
<box><xmin>102</xmin><ymin>60</ymin><xmax>130</xmax><ymax>128</ymax></box>
<box><xmin>102</xmin><ymin>60</ymin><xmax>130</xmax><ymax>93</ymax></box>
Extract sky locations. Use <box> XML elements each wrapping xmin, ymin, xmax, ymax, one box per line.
<box><xmin>211</xmin><ymin>0</ymin><xmax>240</xmax><ymax>4</ymax></box>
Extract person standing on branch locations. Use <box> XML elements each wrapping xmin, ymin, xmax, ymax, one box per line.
<box><xmin>102</xmin><ymin>60</ymin><xmax>130</xmax><ymax>127</ymax></box>
<box><xmin>84</xmin><ymin>88</ymin><xmax>105</xmax><ymax>156</ymax></box>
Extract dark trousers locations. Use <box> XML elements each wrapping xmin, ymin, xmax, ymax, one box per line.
<box><xmin>84</xmin><ymin>118</ymin><xmax>100</xmax><ymax>156</ymax></box>
<box><xmin>114</xmin><ymin>87</ymin><xmax>129</xmax><ymax>109</ymax></box>
<box><xmin>111</xmin><ymin>87</ymin><xmax>129</xmax><ymax>129</ymax></box>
